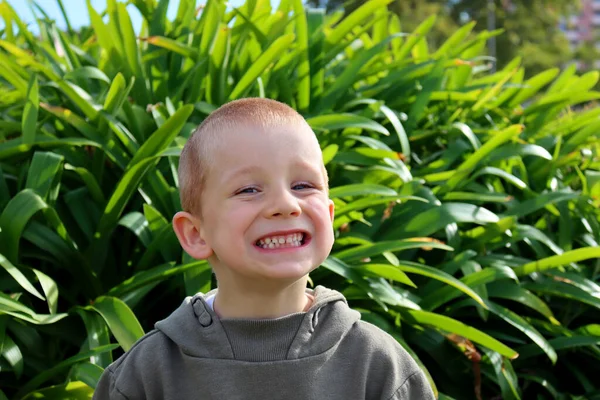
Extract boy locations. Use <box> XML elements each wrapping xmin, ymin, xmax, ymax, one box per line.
<box><xmin>93</xmin><ymin>98</ymin><xmax>435</xmax><ymax>399</ymax></box>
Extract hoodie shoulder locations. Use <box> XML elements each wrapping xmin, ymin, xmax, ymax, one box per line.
<box><xmin>110</xmin><ymin>329</ymin><xmax>167</xmax><ymax>371</ymax></box>
<box><xmin>350</xmin><ymin>320</ymin><xmax>416</xmax><ymax>366</ymax></box>
<box><xmin>94</xmin><ymin>330</ymin><xmax>174</xmax><ymax>400</ymax></box>
<box><xmin>344</xmin><ymin>320</ymin><xmax>435</xmax><ymax>400</ymax></box>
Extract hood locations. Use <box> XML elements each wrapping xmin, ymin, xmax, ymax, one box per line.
<box><xmin>155</xmin><ymin>286</ymin><xmax>360</xmax><ymax>361</ymax></box>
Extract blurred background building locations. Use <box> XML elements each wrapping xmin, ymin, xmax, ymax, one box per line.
<box><xmin>562</xmin><ymin>0</ymin><xmax>600</xmax><ymax>69</ymax></box>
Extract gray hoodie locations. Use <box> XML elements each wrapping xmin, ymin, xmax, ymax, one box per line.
<box><xmin>93</xmin><ymin>286</ymin><xmax>435</xmax><ymax>399</ymax></box>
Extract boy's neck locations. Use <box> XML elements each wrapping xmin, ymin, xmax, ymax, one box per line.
<box><xmin>212</xmin><ymin>278</ymin><xmax>312</xmax><ymax>319</ymax></box>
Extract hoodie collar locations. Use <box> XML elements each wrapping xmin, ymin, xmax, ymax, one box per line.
<box><xmin>155</xmin><ymin>286</ymin><xmax>360</xmax><ymax>360</ymax></box>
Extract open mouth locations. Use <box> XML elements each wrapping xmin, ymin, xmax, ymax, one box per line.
<box><xmin>255</xmin><ymin>231</ymin><xmax>309</xmax><ymax>249</ymax></box>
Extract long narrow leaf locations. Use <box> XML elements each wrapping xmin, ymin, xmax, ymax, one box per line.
<box><xmin>400</xmin><ymin>309</ymin><xmax>518</xmax><ymax>359</ymax></box>
<box><xmin>89</xmin><ymin>296</ymin><xmax>144</xmax><ymax>352</ymax></box>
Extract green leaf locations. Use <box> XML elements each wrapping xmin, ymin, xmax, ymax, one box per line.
<box><xmin>292</xmin><ymin>0</ymin><xmax>309</xmax><ymax>111</ymax></box>
<box><xmin>442</xmin><ymin>192</ymin><xmax>513</xmax><ymax>203</ymax></box>
<box><xmin>380</xmin><ymin>104</ymin><xmax>410</xmax><ymax>158</ymax></box>
<box><xmin>74</xmin><ymin>309</ymin><xmax>112</xmax><ymax>368</ymax></box>
<box><xmin>336</xmin><ymin>195</ymin><xmax>427</xmax><ymax>216</ymax></box>
<box><xmin>118</xmin><ymin>212</ymin><xmax>152</xmax><ymax>247</ymax></box>
<box><xmin>472</xmin><ymin>65</ymin><xmax>517</xmax><ymax>112</ymax></box>
<box><xmin>1</xmin><ymin>334</ymin><xmax>23</xmax><ymax>378</ymax></box>
<box><xmin>103</xmin><ymin>73</ymin><xmax>133</xmax><ymax>116</ymax></box>
<box><xmin>36</xmin><ymin>105</ymin><xmax>129</xmax><ymax>168</ymax></box>
<box><xmin>483</xmin><ymin>348</ymin><xmax>521</xmax><ymax>400</ymax></box>
<box><xmin>116</xmin><ymin>2</ymin><xmax>148</xmax><ymax>101</ymax></box>
<box><xmin>517</xmin><ymin>336</ymin><xmax>600</xmax><ymax>361</ymax></box>
<box><xmin>508</xmin><ymin>68</ymin><xmax>560</xmax><ymax>108</ymax></box>
<box><xmin>400</xmin><ymin>309</ymin><xmax>518</xmax><ymax>359</ymax></box>
<box><xmin>394</xmin><ymin>203</ymin><xmax>499</xmax><ymax>238</ymax></box>
<box><xmin>96</xmin><ymin>116</ymin><xmax>192</xmax><ymax>238</ymax></box>
<box><xmin>0</xmin><ymin>292</ymin><xmax>67</xmax><ymax>325</ymax></box>
<box><xmin>487</xmin><ymin>301</ymin><xmax>557</xmax><ymax>364</ymax></box>
<box><xmin>0</xmin><ymin>189</ymin><xmax>49</xmax><ymax>263</ymax></box>
<box><xmin>322</xmin><ymin>144</ymin><xmax>338</xmax><ymax>165</ymax></box>
<box><xmin>86</xmin><ymin>0</ymin><xmax>116</xmax><ymax>56</ymax></box>
<box><xmin>0</xmin><ymin>253</ymin><xmax>45</xmax><ymax>300</ymax></box>
<box><xmin>329</xmin><ymin>183</ymin><xmax>397</xmax><ymax>198</ymax></box>
<box><xmin>547</xmin><ymin>271</ymin><xmax>600</xmax><ymax>296</ymax></box>
<box><xmin>406</xmin><ymin>58</ymin><xmax>445</xmax><ymax>129</ymax></box>
<box><xmin>64</xmin><ymin>66</ymin><xmax>111</xmax><ymax>84</ymax></box>
<box><xmin>88</xmin><ymin>296</ymin><xmax>144</xmax><ymax>352</ymax></box>
<box><xmin>335</xmin><ymin>239</ymin><xmax>453</xmax><ymax>263</ymax></box>
<box><xmin>320</xmin><ymin>33</ymin><xmax>403</xmax><ymax>110</ymax></box>
<box><xmin>469</xmin><ymin>167</ymin><xmax>527</xmax><ymax>190</ymax></box>
<box><xmin>128</xmin><ymin>104</ymin><xmax>193</xmax><ymax>166</ymax></box>
<box><xmin>307</xmin><ymin>8</ymin><xmax>325</xmax><ymax>106</ymax></box>
<box><xmin>434</xmin><ymin>21</ymin><xmax>476</xmax><ymax>58</ymax></box>
<box><xmin>487</xmin><ymin>282</ymin><xmax>558</xmax><ymax>324</ymax></box>
<box><xmin>452</xmin><ymin>122</ymin><xmax>481</xmax><ymax>150</ymax></box>
<box><xmin>108</xmin><ymin>260</ymin><xmax>209</xmax><ymax>297</ymax></box>
<box><xmin>0</xmin><ymin>166</ymin><xmax>9</xmax><ymax>211</ymax></box>
<box><xmin>199</xmin><ymin>0</ymin><xmax>222</xmax><ymax>57</ymax></box>
<box><xmin>64</xmin><ymin>164</ymin><xmax>106</xmax><ymax>204</ymax></box>
<box><xmin>70</xmin><ymin>362</ymin><xmax>104</xmax><ymax>390</ymax></box>
<box><xmin>443</xmin><ymin>125</ymin><xmax>524</xmax><ymax>191</ymax></box>
<box><xmin>320</xmin><ymin>257</ymin><xmax>390</xmax><ymax>310</ymax></box>
<box><xmin>25</xmin><ymin>152</ymin><xmax>64</xmax><ymax>201</ymax></box>
<box><xmin>396</xmin><ymin>15</ymin><xmax>437</xmax><ymax>61</ymax></box>
<box><xmin>488</xmin><ymin>143</ymin><xmax>552</xmax><ymax>162</ymax></box>
<box><xmin>522</xmin><ymin>281</ymin><xmax>600</xmax><ymax>311</ymax></box>
<box><xmin>525</xmin><ymin>91</ymin><xmax>600</xmax><ymax>116</ymax></box>
<box><xmin>325</xmin><ymin>0</ymin><xmax>393</xmax><ymax>45</ymax></box>
<box><xmin>206</xmin><ymin>23</ymin><xmax>230</xmax><ymax>105</ymax></box>
<box><xmin>229</xmin><ymin>34</ymin><xmax>295</xmax><ymax>100</ymax></box>
<box><xmin>395</xmin><ymin>260</ymin><xmax>488</xmax><ymax>308</ymax></box>
<box><xmin>32</xmin><ymin>269</ymin><xmax>58</xmax><ymax>314</ymax></box>
<box><xmin>420</xmin><ymin>266</ymin><xmax>517</xmax><ymax>310</ymax></box>
<box><xmin>15</xmin><ymin>345</ymin><xmax>118</xmax><ymax>398</ymax></box>
<box><xmin>513</xmin><ymin>248</ymin><xmax>600</xmax><ymax>276</ymax></box>
<box><xmin>22</xmin><ymin>74</ymin><xmax>39</xmax><ymax>145</ymax></box>
<box><xmin>353</xmin><ymin>263</ymin><xmax>416</xmax><ymax>287</ymax></box>
<box><xmin>143</xmin><ymin>35</ymin><xmax>199</xmax><ymax>59</ymax></box>
<box><xmin>307</xmin><ymin>113</ymin><xmax>389</xmax><ymax>135</ymax></box>
<box><xmin>501</xmin><ymin>191</ymin><xmax>579</xmax><ymax>219</ymax></box>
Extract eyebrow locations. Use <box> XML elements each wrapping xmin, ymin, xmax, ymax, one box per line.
<box><xmin>222</xmin><ymin>165</ymin><xmax>262</xmax><ymax>182</ymax></box>
<box><xmin>221</xmin><ymin>160</ymin><xmax>323</xmax><ymax>182</ymax></box>
<box><xmin>293</xmin><ymin>161</ymin><xmax>322</xmax><ymax>174</ymax></box>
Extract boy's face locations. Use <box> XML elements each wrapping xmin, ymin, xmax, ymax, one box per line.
<box><xmin>196</xmin><ymin>122</ymin><xmax>335</xmax><ymax>284</ymax></box>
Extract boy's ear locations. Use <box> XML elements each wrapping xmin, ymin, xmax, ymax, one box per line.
<box><xmin>328</xmin><ymin>199</ymin><xmax>335</xmax><ymax>223</ymax></box>
<box><xmin>172</xmin><ymin>211</ymin><xmax>213</xmax><ymax>260</ymax></box>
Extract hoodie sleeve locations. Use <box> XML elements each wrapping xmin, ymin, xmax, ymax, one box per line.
<box><xmin>93</xmin><ymin>367</ymin><xmax>129</xmax><ymax>400</ymax></box>
<box><xmin>388</xmin><ymin>370</ymin><xmax>435</xmax><ymax>400</ymax></box>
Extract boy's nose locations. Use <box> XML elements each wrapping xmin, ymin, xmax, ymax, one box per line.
<box><xmin>267</xmin><ymin>190</ymin><xmax>301</xmax><ymax>218</ymax></box>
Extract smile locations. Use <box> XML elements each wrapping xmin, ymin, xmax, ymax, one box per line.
<box><xmin>255</xmin><ymin>232</ymin><xmax>308</xmax><ymax>249</ymax></box>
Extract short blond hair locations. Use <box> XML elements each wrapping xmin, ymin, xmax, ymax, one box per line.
<box><xmin>178</xmin><ymin>98</ymin><xmax>315</xmax><ymax>215</ymax></box>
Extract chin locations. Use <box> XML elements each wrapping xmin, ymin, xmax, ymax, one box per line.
<box><xmin>257</xmin><ymin>262</ymin><xmax>316</xmax><ymax>280</ymax></box>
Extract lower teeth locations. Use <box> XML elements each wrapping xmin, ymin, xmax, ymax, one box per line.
<box><xmin>262</xmin><ymin>241</ymin><xmax>301</xmax><ymax>249</ymax></box>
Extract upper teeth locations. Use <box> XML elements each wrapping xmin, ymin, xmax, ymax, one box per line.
<box><xmin>257</xmin><ymin>233</ymin><xmax>304</xmax><ymax>249</ymax></box>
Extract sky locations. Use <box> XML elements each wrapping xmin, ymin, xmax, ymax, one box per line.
<box><xmin>3</xmin><ymin>0</ymin><xmax>248</xmax><ymax>35</ymax></box>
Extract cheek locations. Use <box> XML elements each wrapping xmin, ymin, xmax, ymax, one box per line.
<box><xmin>306</xmin><ymin>198</ymin><xmax>335</xmax><ymax>256</ymax></box>
<box><xmin>219</xmin><ymin>204</ymin><xmax>257</xmax><ymax>233</ymax></box>
<box><xmin>306</xmin><ymin>197</ymin><xmax>334</xmax><ymax>227</ymax></box>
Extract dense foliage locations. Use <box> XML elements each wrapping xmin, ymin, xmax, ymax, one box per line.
<box><xmin>309</xmin><ymin>0</ymin><xmax>581</xmax><ymax>76</ymax></box>
<box><xmin>0</xmin><ymin>0</ymin><xmax>599</xmax><ymax>399</ymax></box>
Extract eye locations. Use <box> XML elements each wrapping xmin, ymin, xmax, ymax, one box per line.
<box><xmin>236</xmin><ymin>186</ymin><xmax>259</xmax><ymax>195</ymax></box>
<box><xmin>292</xmin><ymin>182</ymin><xmax>313</xmax><ymax>190</ymax></box>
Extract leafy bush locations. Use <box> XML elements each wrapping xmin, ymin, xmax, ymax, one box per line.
<box><xmin>0</xmin><ymin>0</ymin><xmax>599</xmax><ymax>399</ymax></box>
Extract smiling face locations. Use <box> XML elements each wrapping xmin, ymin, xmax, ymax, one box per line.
<box><xmin>195</xmin><ymin>121</ymin><xmax>334</xmax><ymax>284</ymax></box>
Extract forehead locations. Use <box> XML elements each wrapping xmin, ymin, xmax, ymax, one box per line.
<box><xmin>212</xmin><ymin>122</ymin><xmax>322</xmax><ymax>162</ymax></box>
